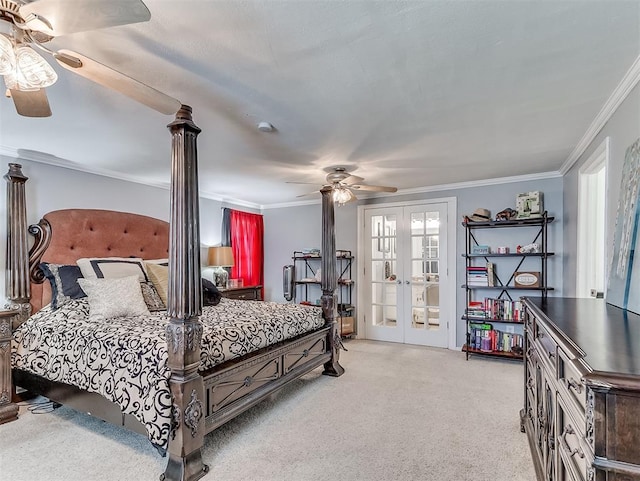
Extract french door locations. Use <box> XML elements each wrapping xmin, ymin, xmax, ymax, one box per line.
<box><xmin>363</xmin><ymin>202</ymin><xmax>450</xmax><ymax>347</ymax></box>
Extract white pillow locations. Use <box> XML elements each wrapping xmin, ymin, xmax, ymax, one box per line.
<box><xmin>78</xmin><ymin>276</ymin><xmax>150</xmax><ymax>319</ymax></box>
<box><xmin>77</xmin><ymin>257</ymin><xmax>147</xmax><ymax>282</ymax></box>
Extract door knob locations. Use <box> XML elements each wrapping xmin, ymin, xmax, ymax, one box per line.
<box><xmin>405</xmin><ymin>280</ymin><xmax>410</xmax><ymax>285</ymax></box>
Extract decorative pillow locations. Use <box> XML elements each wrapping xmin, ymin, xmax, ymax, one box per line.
<box><xmin>77</xmin><ymin>257</ymin><xmax>148</xmax><ymax>282</ymax></box>
<box><xmin>146</xmin><ymin>258</ymin><xmax>169</xmax><ymax>266</ymax></box>
<box><xmin>202</xmin><ymin>278</ymin><xmax>222</xmax><ymax>306</ymax></box>
<box><xmin>40</xmin><ymin>263</ymin><xmax>86</xmax><ymax>309</ymax></box>
<box><xmin>145</xmin><ymin>262</ymin><xmax>168</xmax><ymax>306</ymax></box>
<box><xmin>140</xmin><ymin>281</ymin><xmax>165</xmax><ymax>312</ymax></box>
<box><xmin>78</xmin><ymin>276</ymin><xmax>150</xmax><ymax>319</ymax></box>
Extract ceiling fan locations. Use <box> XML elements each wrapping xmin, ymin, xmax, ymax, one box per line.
<box><xmin>293</xmin><ymin>166</ymin><xmax>398</xmax><ymax>205</ymax></box>
<box><xmin>0</xmin><ymin>0</ymin><xmax>181</xmax><ymax>117</ymax></box>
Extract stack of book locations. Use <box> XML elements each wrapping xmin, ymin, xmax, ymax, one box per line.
<box><xmin>465</xmin><ymin>301</ymin><xmax>486</xmax><ymax>319</ymax></box>
<box><xmin>483</xmin><ymin>298</ymin><xmax>523</xmax><ymax>321</ymax></box>
<box><xmin>466</xmin><ymin>263</ymin><xmax>495</xmax><ymax>287</ymax></box>
<box><xmin>465</xmin><ymin>297</ymin><xmax>524</xmax><ymax>321</ymax></box>
<box><xmin>468</xmin><ymin>322</ymin><xmax>524</xmax><ymax>354</ymax></box>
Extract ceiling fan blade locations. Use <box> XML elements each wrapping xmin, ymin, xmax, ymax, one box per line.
<box><xmin>9</xmin><ymin>88</ymin><xmax>52</xmax><ymax>117</ymax></box>
<box><xmin>19</xmin><ymin>0</ymin><xmax>150</xmax><ymax>37</ymax></box>
<box><xmin>286</xmin><ymin>181</ymin><xmax>319</xmax><ymax>185</ymax></box>
<box><xmin>350</xmin><ymin>184</ymin><xmax>398</xmax><ymax>193</ymax></box>
<box><xmin>296</xmin><ymin>191</ymin><xmax>320</xmax><ymax>198</ymax></box>
<box><xmin>342</xmin><ymin>175</ymin><xmax>365</xmax><ymax>185</ymax></box>
<box><xmin>54</xmin><ymin>49</ymin><xmax>181</xmax><ymax>115</ymax></box>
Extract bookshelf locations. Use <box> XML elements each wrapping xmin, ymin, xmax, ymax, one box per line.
<box><xmin>292</xmin><ymin>250</ymin><xmax>355</xmax><ymax>336</ymax></box>
<box><xmin>461</xmin><ymin>212</ymin><xmax>554</xmax><ymax>361</ymax></box>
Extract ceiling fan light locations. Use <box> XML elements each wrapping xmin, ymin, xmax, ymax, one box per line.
<box><xmin>14</xmin><ymin>46</ymin><xmax>57</xmax><ymax>89</ymax></box>
<box><xmin>333</xmin><ymin>186</ymin><xmax>355</xmax><ymax>205</ymax></box>
<box><xmin>0</xmin><ymin>35</ymin><xmax>15</xmax><ymax>75</ymax></box>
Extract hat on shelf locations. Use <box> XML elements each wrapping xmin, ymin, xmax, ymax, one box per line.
<box><xmin>467</xmin><ymin>208</ymin><xmax>491</xmax><ymax>222</ymax></box>
<box><xmin>495</xmin><ymin>207</ymin><xmax>517</xmax><ymax>221</ymax></box>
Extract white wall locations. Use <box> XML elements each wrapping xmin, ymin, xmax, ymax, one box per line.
<box><xmin>0</xmin><ymin>158</ymin><xmax>230</xmax><ymax>306</ymax></box>
<box><xmin>563</xmin><ymin>82</ymin><xmax>640</xmax><ymax>296</ymax></box>
<box><xmin>262</xmin><ymin>201</ymin><xmax>357</xmax><ymax>302</ymax></box>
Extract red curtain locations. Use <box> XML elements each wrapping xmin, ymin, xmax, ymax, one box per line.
<box><xmin>230</xmin><ymin>210</ymin><xmax>264</xmax><ymax>295</ymax></box>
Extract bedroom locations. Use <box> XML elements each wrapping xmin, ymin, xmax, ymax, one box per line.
<box><xmin>1</xmin><ymin>1</ymin><xmax>640</xmax><ymax>480</ymax></box>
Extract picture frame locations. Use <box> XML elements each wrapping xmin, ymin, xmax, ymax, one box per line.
<box><xmin>516</xmin><ymin>191</ymin><xmax>543</xmax><ymax>219</ymax></box>
<box><xmin>471</xmin><ymin>245</ymin><xmax>490</xmax><ymax>255</ymax></box>
<box><xmin>514</xmin><ymin>271</ymin><xmax>541</xmax><ymax>288</ymax></box>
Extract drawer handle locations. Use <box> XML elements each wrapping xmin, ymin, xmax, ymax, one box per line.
<box><xmin>565</xmin><ymin>377</ymin><xmax>583</xmax><ymax>394</ymax></box>
<box><xmin>560</xmin><ymin>425</ymin><xmax>585</xmax><ymax>459</ymax></box>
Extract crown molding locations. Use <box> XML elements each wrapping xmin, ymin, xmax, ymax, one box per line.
<box><xmin>0</xmin><ymin>146</ymin><xmax>262</xmax><ymax>210</ymax></box>
<box><xmin>1</xmin><ymin>146</ymin><xmax>560</xmax><ymax>211</ymax></box>
<box><xmin>560</xmin><ymin>54</ymin><xmax>640</xmax><ymax>175</ymax></box>
<box><xmin>259</xmin><ymin>198</ymin><xmax>321</xmax><ymax>210</ymax></box>
<box><xmin>261</xmin><ymin>171</ymin><xmax>562</xmax><ymax>209</ymax></box>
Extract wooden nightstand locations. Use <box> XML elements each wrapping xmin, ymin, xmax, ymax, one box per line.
<box><xmin>220</xmin><ymin>285</ymin><xmax>262</xmax><ymax>301</ymax></box>
<box><xmin>0</xmin><ymin>309</ymin><xmax>19</xmax><ymax>424</ymax></box>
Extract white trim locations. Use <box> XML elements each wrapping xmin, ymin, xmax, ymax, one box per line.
<box><xmin>356</xmin><ymin>196</ymin><xmax>458</xmax><ymax>350</ymax></box>
<box><xmin>357</xmin><ymin>171</ymin><xmax>561</xmax><ymax>200</ymax></box>
<box><xmin>576</xmin><ymin>137</ymin><xmax>609</xmax><ymax>297</ymax></box>
<box><xmin>260</xmin><ymin>199</ymin><xmax>321</xmax><ymax>209</ymax></box>
<box><xmin>561</xmin><ymin>54</ymin><xmax>640</xmax><ymax>175</ymax></box>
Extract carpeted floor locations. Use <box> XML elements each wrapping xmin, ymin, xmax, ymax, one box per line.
<box><xmin>0</xmin><ymin>340</ymin><xmax>535</xmax><ymax>481</ymax></box>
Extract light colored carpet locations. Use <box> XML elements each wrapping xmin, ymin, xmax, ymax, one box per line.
<box><xmin>0</xmin><ymin>340</ymin><xmax>535</xmax><ymax>481</ymax></box>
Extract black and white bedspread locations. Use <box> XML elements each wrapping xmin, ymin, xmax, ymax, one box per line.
<box><xmin>11</xmin><ymin>298</ymin><xmax>324</xmax><ymax>451</ymax></box>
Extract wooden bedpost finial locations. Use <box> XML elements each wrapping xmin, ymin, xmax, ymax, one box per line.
<box><xmin>5</xmin><ymin>163</ymin><xmax>28</xmax><ymax>182</ymax></box>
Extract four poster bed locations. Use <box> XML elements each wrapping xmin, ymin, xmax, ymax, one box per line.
<box><xmin>1</xmin><ymin>106</ymin><xmax>345</xmax><ymax>481</ymax></box>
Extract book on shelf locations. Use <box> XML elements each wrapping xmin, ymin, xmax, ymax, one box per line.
<box><xmin>486</xmin><ymin>262</ymin><xmax>495</xmax><ymax>287</ymax></box>
<box><xmin>468</xmin><ymin>323</ymin><xmax>524</xmax><ymax>355</ymax></box>
<box><xmin>467</xmin><ymin>266</ymin><xmax>488</xmax><ymax>286</ymax></box>
<box><xmin>483</xmin><ymin>298</ymin><xmax>523</xmax><ymax>321</ymax></box>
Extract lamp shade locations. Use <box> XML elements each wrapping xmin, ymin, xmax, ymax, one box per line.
<box><xmin>208</xmin><ymin>246</ymin><xmax>234</xmax><ymax>267</ymax></box>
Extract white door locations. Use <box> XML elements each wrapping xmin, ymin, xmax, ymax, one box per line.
<box><xmin>364</xmin><ymin>202</ymin><xmax>449</xmax><ymax>347</ymax></box>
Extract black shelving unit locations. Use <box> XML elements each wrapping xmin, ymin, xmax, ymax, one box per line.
<box><xmin>462</xmin><ymin>212</ymin><xmax>554</xmax><ymax>360</ymax></box>
<box><xmin>292</xmin><ymin>251</ymin><xmax>355</xmax><ymax>336</ymax></box>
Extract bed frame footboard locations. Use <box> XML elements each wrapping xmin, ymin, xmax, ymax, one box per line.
<box><xmin>203</xmin><ymin>326</ymin><xmax>331</xmax><ymax>432</ymax></box>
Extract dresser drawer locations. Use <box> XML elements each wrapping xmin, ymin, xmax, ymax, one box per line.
<box><xmin>534</xmin><ymin>321</ymin><xmax>558</xmax><ymax>376</ymax></box>
<box><xmin>220</xmin><ymin>286</ymin><xmax>262</xmax><ymax>300</ymax></box>
<box><xmin>557</xmin><ymin>396</ymin><xmax>592</xmax><ymax>481</ymax></box>
<box><xmin>558</xmin><ymin>349</ymin><xmax>588</xmax><ymax>418</ymax></box>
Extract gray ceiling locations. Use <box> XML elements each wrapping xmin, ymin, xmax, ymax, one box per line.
<box><xmin>1</xmin><ymin>0</ymin><xmax>639</xmax><ymax>207</ymax></box>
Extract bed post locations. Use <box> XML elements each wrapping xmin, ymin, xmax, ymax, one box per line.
<box><xmin>320</xmin><ymin>186</ymin><xmax>345</xmax><ymax>377</ymax></box>
<box><xmin>4</xmin><ymin>163</ymin><xmax>30</xmax><ymax>321</ymax></box>
<box><xmin>161</xmin><ymin>105</ymin><xmax>209</xmax><ymax>481</ymax></box>
<box><xmin>1</xmin><ymin>163</ymin><xmax>26</xmax><ymax>425</ymax></box>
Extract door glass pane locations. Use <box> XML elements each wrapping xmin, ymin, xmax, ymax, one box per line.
<box><xmin>409</xmin><ymin>210</ymin><xmax>441</xmax><ymax>332</ymax></box>
<box><xmin>372</xmin><ymin>304</ymin><xmax>384</xmax><ymax>326</ymax></box>
<box><xmin>426</xmin><ymin>283</ymin><xmax>440</xmax><ymax>329</ymax></box>
<box><xmin>370</xmin><ymin>213</ymin><xmax>398</xmax><ymax>329</ymax></box>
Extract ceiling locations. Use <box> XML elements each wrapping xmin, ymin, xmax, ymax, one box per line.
<box><xmin>1</xmin><ymin>0</ymin><xmax>639</xmax><ymax>207</ymax></box>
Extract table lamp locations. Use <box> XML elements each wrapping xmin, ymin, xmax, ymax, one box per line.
<box><xmin>208</xmin><ymin>246</ymin><xmax>234</xmax><ymax>288</ymax></box>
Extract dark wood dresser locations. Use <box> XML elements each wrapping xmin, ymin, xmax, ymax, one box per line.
<box><xmin>521</xmin><ymin>297</ymin><xmax>640</xmax><ymax>481</ymax></box>
<box><xmin>219</xmin><ymin>285</ymin><xmax>262</xmax><ymax>301</ymax></box>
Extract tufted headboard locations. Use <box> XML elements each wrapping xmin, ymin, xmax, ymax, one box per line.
<box><xmin>28</xmin><ymin>209</ymin><xmax>170</xmax><ymax>313</ymax></box>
